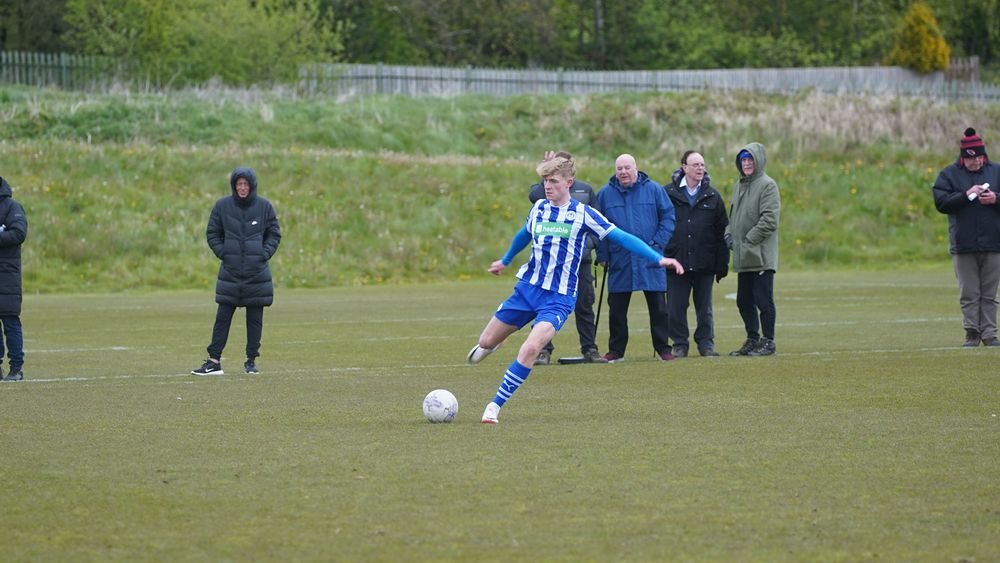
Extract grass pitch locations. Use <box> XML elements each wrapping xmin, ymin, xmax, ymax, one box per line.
<box><xmin>1</xmin><ymin>269</ymin><xmax>998</xmax><ymax>561</ymax></box>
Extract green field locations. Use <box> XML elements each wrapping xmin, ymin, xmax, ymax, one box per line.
<box><xmin>1</xmin><ymin>269</ymin><xmax>997</xmax><ymax>561</ymax></box>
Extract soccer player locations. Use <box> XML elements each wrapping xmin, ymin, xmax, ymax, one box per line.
<box><xmin>468</xmin><ymin>155</ymin><xmax>684</xmax><ymax>424</ymax></box>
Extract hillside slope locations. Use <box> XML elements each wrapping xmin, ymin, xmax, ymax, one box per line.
<box><xmin>0</xmin><ymin>86</ymin><xmax>995</xmax><ymax>292</ymax></box>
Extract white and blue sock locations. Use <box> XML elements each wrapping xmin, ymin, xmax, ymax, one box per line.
<box><xmin>492</xmin><ymin>360</ymin><xmax>532</xmax><ymax>407</ymax></box>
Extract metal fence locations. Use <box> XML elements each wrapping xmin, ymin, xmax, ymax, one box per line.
<box><xmin>0</xmin><ymin>51</ymin><xmax>109</xmax><ymax>90</ymax></box>
<box><xmin>300</xmin><ymin>61</ymin><xmax>1000</xmax><ymax>101</ymax></box>
<box><xmin>3</xmin><ymin>50</ymin><xmax>999</xmax><ymax>101</ymax></box>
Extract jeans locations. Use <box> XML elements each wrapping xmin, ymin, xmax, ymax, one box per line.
<box><xmin>0</xmin><ymin>315</ymin><xmax>23</xmax><ymax>369</ymax></box>
<box><xmin>207</xmin><ymin>304</ymin><xmax>264</xmax><ymax>360</ymax></box>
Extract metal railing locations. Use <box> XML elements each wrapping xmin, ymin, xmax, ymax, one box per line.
<box><xmin>300</xmin><ymin>60</ymin><xmax>1000</xmax><ymax>101</ymax></box>
<box><xmin>3</xmin><ymin>51</ymin><xmax>997</xmax><ymax>101</ymax></box>
<box><xmin>0</xmin><ymin>51</ymin><xmax>109</xmax><ymax>90</ymax></box>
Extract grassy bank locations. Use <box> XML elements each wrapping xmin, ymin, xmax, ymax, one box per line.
<box><xmin>0</xmin><ymin>86</ymin><xmax>993</xmax><ymax>292</ymax></box>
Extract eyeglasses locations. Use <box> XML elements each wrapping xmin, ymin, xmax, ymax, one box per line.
<box><xmin>685</xmin><ymin>163</ymin><xmax>706</xmax><ymax>168</ymax></box>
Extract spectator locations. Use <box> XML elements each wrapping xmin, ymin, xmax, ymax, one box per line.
<box><xmin>664</xmin><ymin>151</ymin><xmax>729</xmax><ymax>357</ymax></box>
<box><xmin>0</xmin><ymin>176</ymin><xmax>28</xmax><ymax>382</ymax></box>
<box><xmin>727</xmin><ymin>143</ymin><xmax>780</xmax><ymax>357</ymax></box>
<box><xmin>932</xmin><ymin>127</ymin><xmax>1000</xmax><ymax>347</ymax></box>
<box><xmin>528</xmin><ymin>151</ymin><xmax>606</xmax><ymax>364</ymax></box>
<box><xmin>191</xmin><ymin>167</ymin><xmax>282</xmax><ymax>375</ymax></box>
<box><xmin>595</xmin><ymin>154</ymin><xmax>676</xmax><ymax>362</ymax></box>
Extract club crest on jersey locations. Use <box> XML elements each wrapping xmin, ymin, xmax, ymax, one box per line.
<box><xmin>534</xmin><ymin>221</ymin><xmax>572</xmax><ymax>238</ymax></box>
<box><xmin>565</xmin><ymin>211</ymin><xmax>576</xmax><ymax>221</ymax></box>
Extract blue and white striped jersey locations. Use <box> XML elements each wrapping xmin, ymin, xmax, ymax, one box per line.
<box><xmin>516</xmin><ymin>198</ymin><xmax>616</xmax><ymax>296</ymax></box>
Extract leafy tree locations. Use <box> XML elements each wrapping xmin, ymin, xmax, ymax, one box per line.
<box><xmin>0</xmin><ymin>0</ymin><xmax>69</xmax><ymax>52</ymax></box>
<box><xmin>925</xmin><ymin>0</ymin><xmax>999</xmax><ymax>63</ymax></box>
<box><xmin>43</xmin><ymin>0</ymin><xmax>997</xmax><ymax>78</ymax></box>
<box><xmin>64</xmin><ymin>0</ymin><xmax>343</xmax><ymax>86</ymax></box>
<box><xmin>886</xmin><ymin>1</ymin><xmax>950</xmax><ymax>73</ymax></box>
<box><xmin>63</xmin><ymin>0</ymin><xmax>181</xmax><ymax>83</ymax></box>
<box><xmin>178</xmin><ymin>0</ymin><xmax>343</xmax><ymax>85</ymax></box>
<box><xmin>319</xmin><ymin>0</ymin><xmax>426</xmax><ymax>65</ymax></box>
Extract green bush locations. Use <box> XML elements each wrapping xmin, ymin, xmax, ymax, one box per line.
<box><xmin>886</xmin><ymin>2</ymin><xmax>950</xmax><ymax>73</ymax></box>
<box><xmin>63</xmin><ymin>0</ymin><xmax>343</xmax><ymax>86</ymax></box>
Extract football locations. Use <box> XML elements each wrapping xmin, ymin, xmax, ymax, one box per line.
<box><xmin>422</xmin><ymin>389</ymin><xmax>459</xmax><ymax>423</ymax></box>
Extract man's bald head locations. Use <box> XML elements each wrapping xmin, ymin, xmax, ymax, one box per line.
<box><xmin>615</xmin><ymin>154</ymin><xmax>638</xmax><ymax>188</ymax></box>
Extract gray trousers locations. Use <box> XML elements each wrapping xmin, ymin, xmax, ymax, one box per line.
<box><xmin>953</xmin><ymin>252</ymin><xmax>1000</xmax><ymax>339</ymax></box>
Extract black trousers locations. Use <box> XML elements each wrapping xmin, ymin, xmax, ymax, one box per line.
<box><xmin>207</xmin><ymin>303</ymin><xmax>264</xmax><ymax>361</ymax></box>
<box><xmin>736</xmin><ymin>270</ymin><xmax>776</xmax><ymax>340</ymax></box>
<box><xmin>666</xmin><ymin>271</ymin><xmax>716</xmax><ymax>351</ymax></box>
<box><xmin>543</xmin><ymin>260</ymin><xmax>598</xmax><ymax>354</ymax></box>
<box><xmin>606</xmin><ymin>290</ymin><xmax>670</xmax><ymax>357</ymax></box>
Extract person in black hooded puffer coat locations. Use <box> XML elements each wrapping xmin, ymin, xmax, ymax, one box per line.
<box><xmin>192</xmin><ymin>167</ymin><xmax>281</xmax><ymax>376</ymax></box>
<box><xmin>0</xmin><ymin>176</ymin><xmax>27</xmax><ymax>382</ymax></box>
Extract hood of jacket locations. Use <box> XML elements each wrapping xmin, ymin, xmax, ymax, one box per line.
<box><xmin>0</xmin><ymin>176</ymin><xmax>11</xmax><ymax>199</ymax></box>
<box><xmin>230</xmin><ymin>167</ymin><xmax>258</xmax><ymax>206</ymax></box>
<box><xmin>735</xmin><ymin>142</ymin><xmax>768</xmax><ymax>181</ymax></box>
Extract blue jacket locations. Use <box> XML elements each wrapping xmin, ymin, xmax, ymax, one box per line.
<box><xmin>596</xmin><ymin>171</ymin><xmax>675</xmax><ymax>292</ymax></box>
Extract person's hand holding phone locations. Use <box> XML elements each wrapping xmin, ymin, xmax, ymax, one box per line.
<box><xmin>980</xmin><ymin>183</ymin><xmax>997</xmax><ymax>205</ymax></box>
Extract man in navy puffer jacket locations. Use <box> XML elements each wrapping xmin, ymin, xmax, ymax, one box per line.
<box><xmin>0</xmin><ymin>176</ymin><xmax>27</xmax><ymax>382</ymax></box>
<box><xmin>192</xmin><ymin>167</ymin><xmax>281</xmax><ymax>375</ymax></box>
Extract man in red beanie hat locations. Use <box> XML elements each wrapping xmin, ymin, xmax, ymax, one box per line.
<box><xmin>933</xmin><ymin>128</ymin><xmax>1000</xmax><ymax>347</ymax></box>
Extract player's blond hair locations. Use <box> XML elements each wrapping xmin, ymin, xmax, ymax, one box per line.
<box><xmin>536</xmin><ymin>155</ymin><xmax>576</xmax><ymax>179</ymax></box>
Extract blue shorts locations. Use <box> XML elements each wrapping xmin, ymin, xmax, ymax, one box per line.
<box><xmin>494</xmin><ymin>280</ymin><xmax>576</xmax><ymax>331</ymax></box>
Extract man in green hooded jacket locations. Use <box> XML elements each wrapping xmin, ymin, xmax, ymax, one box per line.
<box><xmin>726</xmin><ymin>143</ymin><xmax>781</xmax><ymax>356</ymax></box>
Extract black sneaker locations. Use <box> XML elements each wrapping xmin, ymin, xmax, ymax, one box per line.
<box><xmin>729</xmin><ymin>338</ymin><xmax>760</xmax><ymax>356</ymax></box>
<box><xmin>747</xmin><ymin>338</ymin><xmax>776</xmax><ymax>356</ymax></box>
<box><xmin>964</xmin><ymin>329</ymin><xmax>982</xmax><ymax>347</ymax></box>
<box><xmin>3</xmin><ymin>368</ymin><xmax>23</xmax><ymax>381</ymax></box>
<box><xmin>699</xmin><ymin>347</ymin><xmax>720</xmax><ymax>357</ymax></box>
<box><xmin>191</xmin><ymin>359</ymin><xmax>223</xmax><ymax>376</ymax></box>
<box><xmin>244</xmin><ymin>359</ymin><xmax>259</xmax><ymax>374</ymax></box>
<box><xmin>672</xmin><ymin>346</ymin><xmax>688</xmax><ymax>358</ymax></box>
<box><xmin>534</xmin><ymin>349</ymin><xmax>551</xmax><ymax>365</ymax></box>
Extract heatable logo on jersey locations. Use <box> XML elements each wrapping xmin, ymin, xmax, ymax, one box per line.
<box><xmin>534</xmin><ymin>221</ymin><xmax>572</xmax><ymax>238</ymax></box>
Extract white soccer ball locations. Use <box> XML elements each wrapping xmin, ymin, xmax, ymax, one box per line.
<box><xmin>423</xmin><ymin>389</ymin><xmax>459</xmax><ymax>423</ymax></box>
